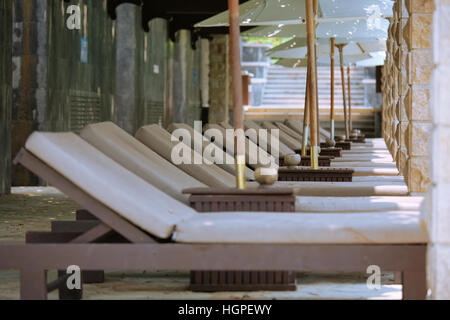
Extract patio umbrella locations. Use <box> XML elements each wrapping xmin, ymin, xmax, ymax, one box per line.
<box><xmin>305</xmin><ymin>0</ymin><xmax>319</xmax><ymax>169</ymax></box>
<box><xmin>195</xmin><ymin>0</ymin><xmax>393</xmax><ymax>27</ymax></box>
<box><xmin>228</xmin><ymin>0</ymin><xmax>246</xmax><ymax>189</ymax></box>
<box><xmin>241</xmin><ymin>18</ymin><xmax>389</xmax><ymax>40</ymax></box>
<box><xmin>268</xmin><ymin>41</ymin><xmax>365</xmax><ymax>59</ymax></box>
<box><xmin>267</xmin><ymin>38</ymin><xmax>386</xmax><ymax>58</ymax></box>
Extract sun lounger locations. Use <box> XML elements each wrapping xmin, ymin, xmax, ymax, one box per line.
<box><xmin>82</xmin><ymin>123</ymin><xmax>414</xmax><ymax>210</ymax></box>
<box><xmin>135</xmin><ymin>124</ymin><xmax>237</xmax><ymax>188</ymax></box>
<box><xmin>2</xmin><ymin>131</ymin><xmax>427</xmax><ymax>299</ymax></box>
<box><xmin>167</xmin><ymin>123</ymin><xmax>254</xmax><ymax>180</ymax></box>
<box><xmin>80</xmin><ymin>122</ymin><xmax>205</xmax><ymax>204</ymax></box>
<box><xmin>133</xmin><ymin>124</ymin><xmax>407</xmax><ymax>195</ymax></box>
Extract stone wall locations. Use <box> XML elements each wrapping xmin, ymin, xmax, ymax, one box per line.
<box><xmin>0</xmin><ymin>0</ymin><xmax>12</xmax><ymax>194</ymax></box>
<box><xmin>422</xmin><ymin>0</ymin><xmax>450</xmax><ymax>300</ymax></box>
<box><xmin>382</xmin><ymin>0</ymin><xmax>434</xmax><ymax>194</ymax></box>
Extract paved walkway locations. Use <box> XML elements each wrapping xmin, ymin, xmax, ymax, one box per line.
<box><xmin>0</xmin><ymin>187</ymin><xmax>401</xmax><ymax>300</ymax></box>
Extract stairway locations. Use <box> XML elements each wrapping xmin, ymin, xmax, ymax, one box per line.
<box><xmin>245</xmin><ymin>64</ymin><xmax>379</xmax><ymax>137</ymax></box>
<box><xmin>262</xmin><ymin>65</ymin><xmax>365</xmax><ymax>108</ymax></box>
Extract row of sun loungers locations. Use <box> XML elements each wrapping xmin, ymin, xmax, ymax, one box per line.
<box><xmin>0</xmin><ymin>119</ymin><xmax>428</xmax><ymax>299</ymax></box>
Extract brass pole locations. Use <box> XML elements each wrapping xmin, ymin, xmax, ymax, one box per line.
<box><xmin>336</xmin><ymin>43</ymin><xmax>349</xmax><ymax>139</ymax></box>
<box><xmin>305</xmin><ymin>0</ymin><xmax>318</xmax><ymax>169</ymax></box>
<box><xmin>301</xmin><ymin>61</ymin><xmax>310</xmax><ymax>157</ymax></box>
<box><xmin>347</xmin><ymin>65</ymin><xmax>352</xmax><ymax>132</ymax></box>
<box><xmin>330</xmin><ymin>38</ymin><xmax>335</xmax><ymax>141</ymax></box>
<box><xmin>228</xmin><ymin>0</ymin><xmax>245</xmax><ymax>189</ymax></box>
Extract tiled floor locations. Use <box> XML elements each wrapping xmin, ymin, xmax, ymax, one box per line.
<box><xmin>0</xmin><ymin>187</ymin><xmax>401</xmax><ymax>300</ymax></box>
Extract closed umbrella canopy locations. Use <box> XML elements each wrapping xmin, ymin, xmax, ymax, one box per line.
<box><xmin>268</xmin><ymin>42</ymin><xmax>365</xmax><ymax>59</ymax></box>
<box><xmin>355</xmin><ymin>51</ymin><xmax>386</xmax><ymax>66</ymax></box>
<box><xmin>195</xmin><ymin>0</ymin><xmax>393</xmax><ymax>27</ymax></box>
<box><xmin>242</xmin><ymin>18</ymin><xmax>388</xmax><ymax>40</ymax></box>
<box><xmin>275</xmin><ymin>52</ymin><xmax>373</xmax><ymax>68</ymax></box>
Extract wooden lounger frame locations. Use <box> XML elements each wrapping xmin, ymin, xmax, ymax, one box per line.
<box><xmin>0</xmin><ymin>148</ymin><xmax>427</xmax><ymax>300</ymax></box>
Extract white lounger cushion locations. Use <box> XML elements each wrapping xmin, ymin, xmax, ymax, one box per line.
<box><xmin>174</xmin><ymin>211</ymin><xmax>427</xmax><ymax>244</ymax></box>
<box><xmin>275</xmin><ymin>181</ymin><xmax>409</xmax><ymax>196</ymax></box>
<box><xmin>136</xmin><ymin>124</ymin><xmax>237</xmax><ymax>188</ymax></box>
<box><xmin>25</xmin><ymin>132</ymin><xmax>196</xmax><ymax>238</ymax></box>
<box><xmin>295</xmin><ymin>196</ymin><xmax>423</xmax><ymax>212</ymax></box>
<box><xmin>80</xmin><ymin>122</ymin><xmax>205</xmax><ymax>204</ymax></box>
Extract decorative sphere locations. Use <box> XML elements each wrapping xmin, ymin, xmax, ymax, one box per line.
<box><xmin>325</xmin><ymin>138</ymin><xmax>336</xmax><ymax>148</ymax></box>
<box><xmin>254</xmin><ymin>167</ymin><xmax>278</xmax><ymax>185</ymax></box>
<box><xmin>284</xmin><ymin>153</ymin><xmax>301</xmax><ymax>166</ymax></box>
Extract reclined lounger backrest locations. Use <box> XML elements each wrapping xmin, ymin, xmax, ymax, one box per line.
<box><xmin>274</xmin><ymin>122</ymin><xmax>302</xmax><ymax>141</ymax></box>
<box><xmin>25</xmin><ymin>132</ymin><xmax>196</xmax><ymax>239</ymax></box>
<box><xmin>136</xmin><ymin>124</ymin><xmax>236</xmax><ymax>188</ymax></box>
<box><xmin>167</xmin><ymin>123</ymin><xmax>255</xmax><ymax>181</ymax></box>
<box><xmin>261</xmin><ymin>121</ymin><xmax>304</xmax><ymax>150</ymax></box>
<box><xmin>203</xmin><ymin>123</ymin><xmax>278</xmax><ymax>169</ymax></box>
<box><xmin>80</xmin><ymin>122</ymin><xmax>206</xmax><ymax>204</ymax></box>
<box><xmin>242</xmin><ymin>120</ymin><xmax>294</xmax><ymax>157</ymax></box>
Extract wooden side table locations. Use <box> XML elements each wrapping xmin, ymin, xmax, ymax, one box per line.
<box><xmin>183</xmin><ymin>188</ymin><xmax>296</xmax><ymax>292</ymax></box>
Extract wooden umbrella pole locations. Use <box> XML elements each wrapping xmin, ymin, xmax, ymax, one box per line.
<box><xmin>301</xmin><ymin>60</ymin><xmax>310</xmax><ymax>157</ymax></box>
<box><xmin>305</xmin><ymin>0</ymin><xmax>318</xmax><ymax>169</ymax></box>
<box><xmin>315</xmin><ymin>42</ymin><xmax>320</xmax><ymax>148</ymax></box>
<box><xmin>228</xmin><ymin>0</ymin><xmax>245</xmax><ymax>189</ymax></box>
<box><xmin>347</xmin><ymin>65</ymin><xmax>352</xmax><ymax>132</ymax></box>
<box><xmin>336</xmin><ymin>43</ymin><xmax>349</xmax><ymax>139</ymax></box>
<box><xmin>330</xmin><ymin>38</ymin><xmax>335</xmax><ymax>141</ymax></box>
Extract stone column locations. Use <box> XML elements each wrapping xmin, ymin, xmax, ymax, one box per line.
<box><xmin>208</xmin><ymin>34</ymin><xmax>230</xmax><ymax>124</ymax></box>
<box><xmin>0</xmin><ymin>0</ymin><xmax>13</xmax><ymax>194</ymax></box>
<box><xmin>422</xmin><ymin>0</ymin><xmax>450</xmax><ymax>299</ymax></box>
<box><xmin>115</xmin><ymin>4</ymin><xmax>137</xmax><ymax>133</ymax></box>
<box><xmin>11</xmin><ymin>0</ymin><xmax>46</xmax><ymax>186</ymax></box>
<box><xmin>403</xmin><ymin>0</ymin><xmax>434</xmax><ymax>194</ymax></box>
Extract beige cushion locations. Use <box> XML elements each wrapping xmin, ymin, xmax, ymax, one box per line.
<box><xmin>174</xmin><ymin>210</ymin><xmax>427</xmax><ymax>244</ymax></box>
<box><xmin>350</xmin><ymin>167</ymin><xmax>399</xmax><ymax>176</ymax></box>
<box><xmin>167</xmin><ymin>123</ymin><xmax>254</xmax><ymax>181</ymax></box>
<box><xmin>274</xmin><ymin>181</ymin><xmax>409</xmax><ymax>196</ymax></box>
<box><xmin>284</xmin><ymin>119</ymin><xmax>303</xmax><ymax>135</ymax></box>
<box><xmin>243</xmin><ymin>120</ymin><xmax>294</xmax><ymax>157</ymax></box>
<box><xmin>295</xmin><ymin>196</ymin><xmax>423</xmax><ymax>212</ymax></box>
<box><xmin>80</xmin><ymin>122</ymin><xmax>205</xmax><ymax>204</ymax></box>
<box><xmin>261</xmin><ymin>121</ymin><xmax>303</xmax><ymax>150</ymax></box>
<box><xmin>136</xmin><ymin>124</ymin><xmax>236</xmax><ymax>188</ymax></box>
<box><xmin>203</xmin><ymin>123</ymin><xmax>277</xmax><ymax>169</ymax></box>
<box><xmin>331</xmin><ymin>162</ymin><xmax>397</xmax><ymax>168</ymax></box>
<box><xmin>25</xmin><ymin>132</ymin><xmax>195</xmax><ymax>238</ymax></box>
<box><xmin>274</xmin><ymin>122</ymin><xmax>302</xmax><ymax>140</ymax></box>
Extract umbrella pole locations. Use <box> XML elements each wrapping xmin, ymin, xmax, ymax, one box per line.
<box><xmin>301</xmin><ymin>61</ymin><xmax>310</xmax><ymax>157</ymax></box>
<box><xmin>315</xmin><ymin>42</ymin><xmax>320</xmax><ymax>148</ymax></box>
<box><xmin>228</xmin><ymin>0</ymin><xmax>245</xmax><ymax>189</ymax></box>
<box><xmin>336</xmin><ymin>43</ymin><xmax>349</xmax><ymax>139</ymax></box>
<box><xmin>305</xmin><ymin>0</ymin><xmax>318</xmax><ymax>169</ymax></box>
<box><xmin>347</xmin><ymin>66</ymin><xmax>352</xmax><ymax>132</ymax></box>
<box><xmin>330</xmin><ymin>38</ymin><xmax>335</xmax><ymax>141</ymax></box>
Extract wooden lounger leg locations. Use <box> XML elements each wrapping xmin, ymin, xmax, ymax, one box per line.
<box><xmin>394</xmin><ymin>271</ymin><xmax>402</xmax><ymax>284</ymax></box>
<box><xmin>402</xmin><ymin>271</ymin><xmax>427</xmax><ymax>300</ymax></box>
<box><xmin>57</xmin><ymin>270</ymin><xmax>83</xmax><ymax>300</ymax></box>
<box><xmin>20</xmin><ymin>268</ymin><xmax>47</xmax><ymax>300</ymax></box>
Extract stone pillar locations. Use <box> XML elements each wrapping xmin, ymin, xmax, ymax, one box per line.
<box><xmin>172</xmin><ymin>30</ymin><xmax>190</xmax><ymax>124</ymax></box>
<box><xmin>0</xmin><ymin>0</ymin><xmax>13</xmax><ymax>194</ymax></box>
<box><xmin>422</xmin><ymin>0</ymin><xmax>450</xmax><ymax>299</ymax></box>
<box><xmin>403</xmin><ymin>0</ymin><xmax>434</xmax><ymax>193</ymax></box>
<box><xmin>208</xmin><ymin>34</ymin><xmax>230</xmax><ymax>124</ymax></box>
<box><xmin>11</xmin><ymin>0</ymin><xmax>46</xmax><ymax>186</ymax></box>
<box><xmin>115</xmin><ymin>4</ymin><xmax>137</xmax><ymax>133</ymax></box>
